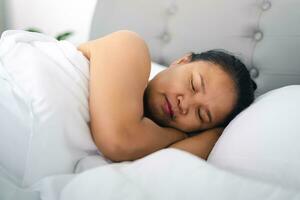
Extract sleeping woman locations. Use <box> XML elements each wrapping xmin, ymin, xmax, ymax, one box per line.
<box><xmin>78</xmin><ymin>30</ymin><xmax>256</xmax><ymax>162</ymax></box>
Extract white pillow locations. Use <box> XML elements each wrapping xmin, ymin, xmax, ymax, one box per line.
<box><xmin>0</xmin><ymin>30</ymin><xmax>98</xmax><ymax>187</ymax></box>
<box><xmin>150</xmin><ymin>62</ymin><xmax>166</xmax><ymax>80</ymax></box>
<box><xmin>208</xmin><ymin>85</ymin><xmax>300</xmax><ymax>190</ymax></box>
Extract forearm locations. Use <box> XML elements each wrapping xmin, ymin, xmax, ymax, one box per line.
<box><xmin>169</xmin><ymin>128</ymin><xmax>223</xmax><ymax>160</ymax></box>
<box><xmin>119</xmin><ymin>117</ymin><xmax>187</xmax><ymax>161</ymax></box>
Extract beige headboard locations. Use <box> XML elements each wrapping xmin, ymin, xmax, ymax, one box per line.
<box><xmin>89</xmin><ymin>0</ymin><xmax>300</xmax><ymax>96</ymax></box>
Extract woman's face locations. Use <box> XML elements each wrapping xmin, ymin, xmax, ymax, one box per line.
<box><xmin>143</xmin><ymin>54</ymin><xmax>237</xmax><ymax>132</ymax></box>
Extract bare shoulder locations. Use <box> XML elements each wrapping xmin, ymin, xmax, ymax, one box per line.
<box><xmin>78</xmin><ymin>30</ymin><xmax>150</xmax><ymax>69</ymax></box>
<box><xmin>78</xmin><ymin>30</ymin><xmax>151</xmax><ymax>97</ymax></box>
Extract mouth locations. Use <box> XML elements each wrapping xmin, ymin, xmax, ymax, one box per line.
<box><xmin>163</xmin><ymin>96</ymin><xmax>174</xmax><ymax>119</ymax></box>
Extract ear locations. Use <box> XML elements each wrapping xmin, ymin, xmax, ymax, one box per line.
<box><xmin>170</xmin><ymin>53</ymin><xmax>193</xmax><ymax>67</ymax></box>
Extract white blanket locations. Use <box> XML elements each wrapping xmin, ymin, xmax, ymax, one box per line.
<box><xmin>0</xmin><ymin>30</ymin><xmax>104</xmax><ymax>199</ymax></box>
<box><xmin>31</xmin><ymin>149</ymin><xmax>299</xmax><ymax>200</ymax></box>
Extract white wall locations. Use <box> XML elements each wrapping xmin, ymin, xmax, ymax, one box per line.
<box><xmin>0</xmin><ymin>0</ymin><xmax>5</xmax><ymax>33</ymax></box>
<box><xmin>4</xmin><ymin>0</ymin><xmax>97</xmax><ymax>44</ymax></box>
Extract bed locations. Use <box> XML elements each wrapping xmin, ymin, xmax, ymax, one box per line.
<box><xmin>1</xmin><ymin>0</ymin><xmax>300</xmax><ymax>199</ymax></box>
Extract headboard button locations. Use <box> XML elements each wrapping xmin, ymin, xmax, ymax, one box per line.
<box><xmin>254</xmin><ymin>31</ymin><xmax>263</xmax><ymax>41</ymax></box>
<box><xmin>249</xmin><ymin>66</ymin><xmax>259</xmax><ymax>78</ymax></box>
<box><xmin>261</xmin><ymin>1</ymin><xmax>272</xmax><ymax>11</ymax></box>
<box><xmin>161</xmin><ymin>32</ymin><xmax>171</xmax><ymax>43</ymax></box>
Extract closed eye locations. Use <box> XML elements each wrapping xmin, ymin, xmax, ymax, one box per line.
<box><xmin>197</xmin><ymin>108</ymin><xmax>202</xmax><ymax>122</ymax></box>
<box><xmin>190</xmin><ymin>75</ymin><xmax>196</xmax><ymax>92</ymax></box>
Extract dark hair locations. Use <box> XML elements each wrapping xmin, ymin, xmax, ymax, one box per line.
<box><xmin>190</xmin><ymin>49</ymin><xmax>257</xmax><ymax>128</ymax></box>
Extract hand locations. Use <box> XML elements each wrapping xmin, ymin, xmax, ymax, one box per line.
<box><xmin>162</xmin><ymin>126</ymin><xmax>188</xmax><ymax>145</ymax></box>
<box><xmin>169</xmin><ymin>127</ymin><xmax>224</xmax><ymax>160</ymax></box>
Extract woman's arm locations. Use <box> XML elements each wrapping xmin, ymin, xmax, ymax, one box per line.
<box><xmin>78</xmin><ymin>30</ymin><xmax>187</xmax><ymax>162</ymax></box>
<box><xmin>169</xmin><ymin>128</ymin><xmax>224</xmax><ymax>160</ymax></box>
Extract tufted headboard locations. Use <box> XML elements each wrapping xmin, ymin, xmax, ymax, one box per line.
<box><xmin>89</xmin><ymin>0</ymin><xmax>300</xmax><ymax>96</ymax></box>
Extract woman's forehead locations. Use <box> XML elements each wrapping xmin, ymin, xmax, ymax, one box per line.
<box><xmin>211</xmin><ymin>87</ymin><xmax>237</xmax><ymax>122</ymax></box>
<box><xmin>189</xmin><ymin>60</ymin><xmax>220</xmax><ymax>71</ymax></box>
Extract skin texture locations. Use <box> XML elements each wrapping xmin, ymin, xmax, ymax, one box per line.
<box><xmin>78</xmin><ymin>30</ymin><xmax>236</xmax><ymax>161</ymax></box>
<box><xmin>144</xmin><ymin>55</ymin><xmax>237</xmax><ymax>133</ymax></box>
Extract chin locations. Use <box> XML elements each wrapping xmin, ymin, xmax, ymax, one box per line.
<box><xmin>148</xmin><ymin>110</ymin><xmax>167</xmax><ymax>127</ymax></box>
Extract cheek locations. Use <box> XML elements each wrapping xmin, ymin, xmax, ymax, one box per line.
<box><xmin>166</xmin><ymin>78</ymin><xmax>187</xmax><ymax>94</ymax></box>
<box><xmin>148</xmin><ymin>90</ymin><xmax>161</xmax><ymax>113</ymax></box>
<box><xmin>162</xmin><ymin>69</ymin><xmax>187</xmax><ymax>89</ymax></box>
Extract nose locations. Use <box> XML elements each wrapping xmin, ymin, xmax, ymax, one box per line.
<box><xmin>177</xmin><ymin>94</ymin><xmax>204</xmax><ymax>116</ymax></box>
<box><xmin>177</xmin><ymin>95</ymin><xmax>188</xmax><ymax>115</ymax></box>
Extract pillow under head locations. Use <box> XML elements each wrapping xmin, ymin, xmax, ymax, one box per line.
<box><xmin>208</xmin><ymin>85</ymin><xmax>300</xmax><ymax>190</ymax></box>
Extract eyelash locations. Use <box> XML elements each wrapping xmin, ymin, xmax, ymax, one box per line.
<box><xmin>190</xmin><ymin>77</ymin><xmax>203</xmax><ymax>122</ymax></box>
<box><xmin>190</xmin><ymin>76</ymin><xmax>207</xmax><ymax>123</ymax></box>
<box><xmin>198</xmin><ymin>108</ymin><xmax>202</xmax><ymax>122</ymax></box>
<box><xmin>190</xmin><ymin>77</ymin><xmax>196</xmax><ymax>93</ymax></box>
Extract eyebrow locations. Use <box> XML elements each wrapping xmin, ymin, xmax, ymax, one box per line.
<box><xmin>199</xmin><ymin>73</ymin><xmax>212</xmax><ymax>123</ymax></box>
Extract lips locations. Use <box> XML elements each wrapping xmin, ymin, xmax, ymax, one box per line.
<box><xmin>163</xmin><ymin>96</ymin><xmax>174</xmax><ymax>119</ymax></box>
